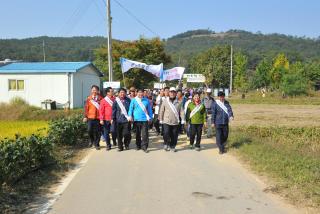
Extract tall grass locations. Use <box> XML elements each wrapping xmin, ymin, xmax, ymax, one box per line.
<box><xmin>0</xmin><ymin>121</ymin><xmax>48</xmax><ymax>139</ymax></box>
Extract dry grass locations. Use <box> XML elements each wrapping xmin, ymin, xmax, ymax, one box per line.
<box><xmin>230</xmin><ymin>104</ymin><xmax>320</xmax><ymax>127</ymax></box>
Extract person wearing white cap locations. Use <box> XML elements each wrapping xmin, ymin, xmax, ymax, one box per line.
<box><xmin>158</xmin><ymin>87</ymin><xmax>185</xmax><ymax>152</ymax></box>
<box><xmin>202</xmin><ymin>88</ymin><xmax>215</xmax><ymax>138</ymax></box>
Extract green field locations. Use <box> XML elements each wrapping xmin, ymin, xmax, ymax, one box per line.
<box><xmin>0</xmin><ymin>121</ymin><xmax>48</xmax><ymax>139</ymax></box>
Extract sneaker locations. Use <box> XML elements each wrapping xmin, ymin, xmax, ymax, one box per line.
<box><xmin>88</xmin><ymin>142</ymin><xmax>93</xmax><ymax>148</ymax></box>
<box><xmin>106</xmin><ymin>147</ymin><xmax>111</xmax><ymax>151</ymax></box>
<box><xmin>125</xmin><ymin>146</ymin><xmax>129</xmax><ymax>150</ymax></box>
<box><xmin>189</xmin><ymin>145</ymin><xmax>194</xmax><ymax>150</ymax></box>
<box><xmin>219</xmin><ymin>151</ymin><xmax>223</xmax><ymax>155</ymax></box>
<box><xmin>95</xmin><ymin>146</ymin><xmax>100</xmax><ymax>150</ymax></box>
<box><xmin>195</xmin><ymin>147</ymin><xmax>201</xmax><ymax>152</ymax></box>
<box><xmin>118</xmin><ymin>148</ymin><xmax>123</xmax><ymax>152</ymax></box>
<box><xmin>136</xmin><ymin>147</ymin><xmax>141</xmax><ymax>151</ymax></box>
<box><xmin>143</xmin><ymin>149</ymin><xmax>149</xmax><ymax>153</ymax></box>
<box><xmin>164</xmin><ymin>145</ymin><xmax>168</xmax><ymax>151</ymax></box>
<box><xmin>171</xmin><ymin>148</ymin><xmax>177</xmax><ymax>152</ymax></box>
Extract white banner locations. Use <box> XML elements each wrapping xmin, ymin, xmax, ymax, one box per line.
<box><xmin>183</xmin><ymin>74</ymin><xmax>206</xmax><ymax>83</ymax></box>
<box><xmin>103</xmin><ymin>81</ymin><xmax>121</xmax><ymax>89</ymax></box>
<box><xmin>154</xmin><ymin>82</ymin><xmax>166</xmax><ymax>89</ymax></box>
<box><xmin>162</xmin><ymin>67</ymin><xmax>185</xmax><ymax>81</ymax></box>
<box><xmin>120</xmin><ymin>57</ymin><xmax>163</xmax><ymax>78</ymax></box>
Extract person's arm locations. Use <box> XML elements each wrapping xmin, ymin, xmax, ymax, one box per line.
<box><xmin>202</xmin><ymin>105</ymin><xmax>207</xmax><ymax>124</ymax></box>
<box><xmin>211</xmin><ymin>102</ymin><xmax>217</xmax><ymax>125</ymax></box>
<box><xmin>128</xmin><ymin>99</ymin><xmax>134</xmax><ymax>119</ymax></box>
<box><xmin>147</xmin><ymin>101</ymin><xmax>153</xmax><ymax>120</ymax></box>
<box><xmin>99</xmin><ymin>100</ymin><xmax>105</xmax><ymax>121</ymax></box>
<box><xmin>112</xmin><ymin>101</ymin><xmax>117</xmax><ymax>121</ymax></box>
<box><xmin>185</xmin><ymin>104</ymin><xmax>190</xmax><ymax>122</ymax></box>
<box><xmin>180</xmin><ymin>103</ymin><xmax>185</xmax><ymax>124</ymax></box>
<box><xmin>158</xmin><ymin>100</ymin><xmax>165</xmax><ymax>123</ymax></box>
<box><xmin>83</xmin><ymin>98</ymin><xmax>89</xmax><ymax>122</ymax></box>
<box><xmin>227</xmin><ymin>101</ymin><xmax>234</xmax><ymax>119</ymax></box>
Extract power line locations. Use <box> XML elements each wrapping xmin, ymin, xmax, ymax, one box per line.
<box><xmin>107</xmin><ymin>0</ymin><xmax>159</xmax><ymax>37</ymax></box>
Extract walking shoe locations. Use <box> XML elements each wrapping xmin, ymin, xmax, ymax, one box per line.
<box><xmin>219</xmin><ymin>151</ymin><xmax>223</xmax><ymax>155</ymax></box>
<box><xmin>171</xmin><ymin>148</ymin><xmax>177</xmax><ymax>152</ymax></box>
<box><xmin>88</xmin><ymin>142</ymin><xmax>93</xmax><ymax>148</ymax></box>
<box><xmin>125</xmin><ymin>146</ymin><xmax>129</xmax><ymax>150</ymax></box>
<box><xmin>163</xmin><ymin>145</ymin><xmax>168</xmax><ymax>151</ymax></box>
<box><xmin>106</xmin><ymin>146</ymin><xmax>111</xmax><ymax>151</ymax></box>
<box><xmin>189</xmin><ymin>145</ymin><xmax>194</xmax><ymax>150</ymax></box>
<box><xmin>143</xmin><ymin>149</ymin><xmax>149</xmax><ymax>153</ymax></box>
<box><xmin>195</xmin><ymin>147</ymin><xmax>201</xmax><ymax>152</ymax></box>
<box><xmin>118</xmin><ymin>148</ymin><xmax>123</xmax><ymax>152</ymax></box>
<box><xmin>136</xmin><ymin>147</ymin><xmax>141</xmax><ymax>151</ymax></box>
<box><xmin>95</xmin><ymin>146</ymin><xmax>100</xmax><ymax>150</ymax></box>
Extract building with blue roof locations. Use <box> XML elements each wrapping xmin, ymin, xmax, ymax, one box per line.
<box><xmin>0</xmin><ymin>62</ymin><xmax>103</xmax><ymax>108</ymax></box>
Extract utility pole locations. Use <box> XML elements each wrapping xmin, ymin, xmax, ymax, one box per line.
<box><xmin>42</xmin><ymin>40</ymin><xmax>46</xmax><ymax>62</ymax></box>
<box><xmin>107</xmin><ymin>0</ymin><xmax>113</xmax><ymax>82</ymax></box>
<box><xmin>229</xmin><ymin>42</ymin><xmax>233</xmax><ymax>94</ymax></box>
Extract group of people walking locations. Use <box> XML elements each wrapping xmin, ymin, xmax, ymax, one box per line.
<box><xmin>83</xmin><ymin>85</ymin><xmax>234</xmax><ymax>154</ymax></box>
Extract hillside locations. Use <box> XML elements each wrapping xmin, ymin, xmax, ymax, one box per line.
<box><xmin>0</xmin><ymin>30</ymin><xmax>319</xmax><ymax>69</ymax></box>
<box><xmin>0</xmin><ymin>36</ymin><xmax>107</xmax><ymax>62</ymax></box>
<box><xmin>165</xmin><ymin>29</ymin><xmax>320</xmax><ymax>68</ymax></box>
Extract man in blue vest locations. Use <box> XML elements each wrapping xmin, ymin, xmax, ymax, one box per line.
<box><xmin>211</xmin><ymin>91</ymin><xmax>234</xmax><ymax>154</ymax></box>
<box><xmin>128</xmin><ymin>89</ymin><xmax>153</xmax><ymax>153</ymax></box>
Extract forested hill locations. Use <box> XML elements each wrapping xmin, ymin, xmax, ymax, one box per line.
<box><xmin>1</xmin><ymin>30</ymin><xmax>320</xmax><ymax>68</ymax></box>
<box><xmin>0</xmin><ymin>36</ymin><xmax>107</xmax><ymax>62</ymax></box>
<box><xmin>165</xmin><ymin>29</ymin><xmax>320</xmax><ymax>68</ymax></box>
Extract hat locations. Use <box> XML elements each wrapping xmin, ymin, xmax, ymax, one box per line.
<box><xmin>169</xmin><ymin>87</ymin><xmax>176</xmax><ymax>92</ymax></box>
<box><xmin>206</xmin><ymin>88</ymin><xmax>212</xmax><ymax>93</ymax></box>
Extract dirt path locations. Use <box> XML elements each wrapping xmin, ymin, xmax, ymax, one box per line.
<box><xmin>33</xmin><ymin>130</ymin><xmax>301</xmax><ymax>214</ymax></box>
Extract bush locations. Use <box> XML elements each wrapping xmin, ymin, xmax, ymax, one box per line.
<box><xmin>48</xmin><ymin>114</ymin><xmax>87</xmax><ymax>145</ymax></box>
<box><xmin>0</xmin><ymin>135</ymin><xmax>55</xmax><ymax>184</ymax></box>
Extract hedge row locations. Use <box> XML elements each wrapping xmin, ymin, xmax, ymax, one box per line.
<box><xmin>0</xmin><ymin>114</ymin><xmax>88</xmax><ymax>185</ymax></box>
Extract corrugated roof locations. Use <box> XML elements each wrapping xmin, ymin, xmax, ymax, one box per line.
<box><xmin>0</xmin><ymin>62</ymin><xmax>103</xmax><ymax>76</ymax></box>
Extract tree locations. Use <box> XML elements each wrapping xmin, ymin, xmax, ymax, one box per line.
<box><xmin>270</xmin><ymin>53</ymin><xmax>289</xmax><ymax>89</ymax></box>
<box><xmin>233</xmin><ymin>52</ymin><xmax>249</xmax><ymax>92</ymax></box>
<box><xmin>189</xmin><ymin>45</ymin><xmax>231</xmax><ymax>88</ymax></box>
<box><xmin>252</xmin><ymin>59</ymin><xmax>272</xmax><ymax>89</ymax></box>
<box><xmin>94</xmin><ymin>37</ymin><xmax>171</xmax><ymax>89</ymax></box>
<box><xmin>280</xmin><ymin>62</ymin><xmax>308</xmax><ymax>96</ymax></box>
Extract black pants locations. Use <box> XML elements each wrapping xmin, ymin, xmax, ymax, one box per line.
<box><xmin>189</xmin><ymin>124</ymin><xmax>203</xmax><ymax>148</ymax></box>
<box><xmin>102</xmin><ymin>120</ymin><xmax>112</xmax><ymax>148</ymax></box>
<box><xmin>87</xmin><ymin>119</ymin><xmax>101</xmax><ymax>147</ymax></box>
<box><xmin>134</xmin><ymin>121</ymin><xmax>149</xmax><ymax>150</ymax></box>
<box><xmin>163</xmin><ymin>124</ymin><xmax>179</xmax><ymax>148</ymax></box>
<box><xmin>215</xmin><ymin>124</ymin><xmax>229</xmax><ymax>152</ymax></box>
<box><xmin>111</xmin><ymin>123</ymin><xmax>117</xmax><ymax>146</ymax></box>
<box><xmin>117</xmin><ymin>122</ymin><xmax>131</xmax><ymax>150</ymax></box>
<box><xmin>153</xmin><ymin>115</ymin><xmax>160</xmax><ymax>134</ymax></box>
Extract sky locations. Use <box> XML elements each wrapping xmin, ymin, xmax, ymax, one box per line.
<box><xmin>0</xmin><ymin>0</ymin><xmax>319</xmax><ymax>40</ymax></box>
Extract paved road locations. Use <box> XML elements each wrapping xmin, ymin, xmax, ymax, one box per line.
<box><xmin>48</xmin><ymin>132</ymin><xmax>298</xmax><ymax>214</ymax></box>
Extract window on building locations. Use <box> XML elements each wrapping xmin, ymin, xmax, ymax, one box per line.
<box><xmin>8</xmin><ymin>79</ymin><xmax>24</xmax><ymax>91</ymax></box>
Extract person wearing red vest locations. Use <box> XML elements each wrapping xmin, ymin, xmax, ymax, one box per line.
<box><xmin>99</xmin><ymin>87</ymin><xmax>116</xmax><ymax>151</ymax></box>
<box><xmin>83</xmin><ymin>85</ymin><xmax>103</xmax><ymax>150</ymax></box>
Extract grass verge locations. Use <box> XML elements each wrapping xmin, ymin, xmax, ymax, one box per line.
<box><xmin>229</xmin><ymin>126</ymin><xmax>320</xmax><ymax>209</ymax></box>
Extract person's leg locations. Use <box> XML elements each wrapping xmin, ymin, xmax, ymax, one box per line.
<box><xmin>195</xmin><ymin>124</ymin><xmax>203</xmax><ymax>149</ymax></box>
<box><xmin>189</xmin><ymin>124</ymin><xmax>196</xmax><ymax>147</ymax></box>
<box><xmin>117</xmin><ymin>123</ymin><xmax>124</xmax><ymax>151</ymax></box>
<box><xmin>92</xmin><ymin>120</ymin><xmax>100</xmax><ymax>149</ymax></box>
<box><xmin>222</xmin><ymin>125</ymin><xmax>229</xmax><ymax>152</ymax></box>
<box><xmin>87</xmin><ymin>120</ymin><xmax>94</xmax><ymax>147</ymax></box>
<box><xmin>171</xmin><ymin>125</ymin><xmax>179</xmax><ymax>150</ymax></box>
<box><xmin>141</xmin><ymin>122</ymin><xmax>149</xmax><ymax>151</ymax></box>
<box><xmin>215</xmin><ymin>125</ymin><xmax>224</xmax><ymax>153</ymax></box>
<box><xmin>103</xmin><ymin>121</ymin><xmax>111</xmax><ymax>149</ymax></box>
<box><xmin>135</xmin><ymin>122</ymin><xmax>142</xmax><ymax>149</ymax></box>
<box><xmin>154</xmin><ymin>116</ymin><xmax>160</xmax><ymax>134</ymax></box>
<box><xmin>162</xmin><ymin>124</ymin><xmax>170</xmax><ymax>149</ymax></box>
<box><xmin>123</xmin><ymin>122</ymin><xmax>131</xmax><ymax>149</ymax></box>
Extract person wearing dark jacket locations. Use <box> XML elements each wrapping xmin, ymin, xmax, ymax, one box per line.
<box><xmin>211</xmin><ymin>91</ymin><xmax>234</xmax><ymax>154</ymax></box>
<box><xmin>112</xmin><ymin>88</ymin><xmax>131</xmax><ymax>151</ymax></box>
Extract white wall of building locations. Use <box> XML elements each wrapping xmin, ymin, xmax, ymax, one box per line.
<box><xmin>71</xmin><ymin>66</ymin><xmax>101</xmax><ymax>108</ymax></box>
<box><xmin>0</xmin><ymin>73</ymin><xmax>69</xmax><ymax>107</ymax></box>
